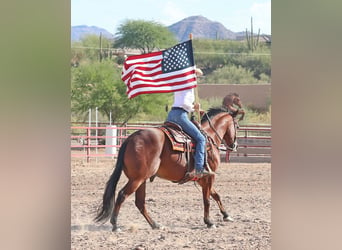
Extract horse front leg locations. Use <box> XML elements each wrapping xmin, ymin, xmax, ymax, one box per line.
<box><xmin>210</xmin><ymin>187</ymin><xmax>234</xmax><ymax>222</ymax></box>
<box><xmin>200</xmin><ymin>177</ymin><xmax>216</xmax><ymax>228</ymax></box>
<box><xmin>135</xmin><ymin>181</ymin><xmax>162</xmax><ymax>229</ymax></box>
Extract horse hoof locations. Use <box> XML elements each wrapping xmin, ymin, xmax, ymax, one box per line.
<box><xmin>152</xmin><ymin>223</ymin><xmax>164</xmax><ymax>230</ymax></box>
<box><xmin>204</xmin><ymin>218</ymin><xmax>215</xmax><ymax>228</ymax></box>
<box><xmin>224</xmin><ymin>216</ymin><xmax>234</xmax><ymax>222</ymax></box>
<box><xmin>112</xmin><ymin>227</ymin><xmax>122</xmax><ymax>232</ymax></box>
<box><xmin>207</xmin><ymin>224</ymin><xmax>216</xmax><ymax>229</ymax></box>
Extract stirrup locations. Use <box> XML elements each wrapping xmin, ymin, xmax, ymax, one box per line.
<box><xmin>191</xmin><ymin>169</ymin><xmax>214</xmax><ymax>179</ymax></box>
<box><xmin>198</xmin><ymin>169</ymin><xmax>214</xmax><ymax>177</ymax></box>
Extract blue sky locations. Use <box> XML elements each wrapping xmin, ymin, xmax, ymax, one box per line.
<box><xmin>71</xmin><ymin>0</ymin><xmax>271</xmax><ymax>35</ymax></box>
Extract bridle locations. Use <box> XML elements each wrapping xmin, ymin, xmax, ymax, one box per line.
<box><xmin>203</xmin><ymin>112</ymin><xmax>238</xmax><ymax>152</ymax></box>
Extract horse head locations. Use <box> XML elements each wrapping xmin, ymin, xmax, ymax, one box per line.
<box><xmin>202</xmin><ymin>108</ymin><xmax>238</xmax><ymax>152</ymax></box>
<box><xmin>222</xmin><ymin>116</ymin><xmax>238</xmax><ymax>151</ymax></box>
<box><xmin>233</xmin><ymin>96</ymin><xmax>243</xmax><ymax>109</ymax></box>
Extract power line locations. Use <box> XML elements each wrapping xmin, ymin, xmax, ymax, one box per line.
<box><xmin>194</xmin><ymin>51</ymin><xmax>271</xmax><ymax>56</ymax></box>
<box><xmin>71</xmin><ymin>46</ymin><xmax>271</xmax><ymax>56</ymax></box>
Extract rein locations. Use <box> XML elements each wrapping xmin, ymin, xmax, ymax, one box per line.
<box><xmin>203</xmin><ymin>112</ymin><xmax>236</xmax><ymax>151</ymax></box>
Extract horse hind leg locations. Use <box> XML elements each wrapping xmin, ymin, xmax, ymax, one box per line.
<box><xmin>110</xmin><ymin>180</ymin><xmax>142</xmax><ymax>232</ymax></box>
<box><xmin>135</xmin><ymin>181</ymin><xmax>162</xmax><ymax>229</ymax></box>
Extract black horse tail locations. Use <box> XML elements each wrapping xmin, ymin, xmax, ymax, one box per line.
<box><xmin>94</xmin><ymin>139</ymin><xmax>128</xmax><ymax>223</ymax></box>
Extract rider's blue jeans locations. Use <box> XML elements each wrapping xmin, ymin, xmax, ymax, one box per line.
<box><xmin>166</xmin><ymin>108</ymin><xmax>206</xmax><ymax>172</ymax></box>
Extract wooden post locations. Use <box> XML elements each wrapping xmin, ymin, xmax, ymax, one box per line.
<box><xmin>194</xmin><ymin>78</ymin><xmax>201</xmax><ymax>124</ymax></box>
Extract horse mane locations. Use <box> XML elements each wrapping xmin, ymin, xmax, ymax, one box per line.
<box><xmin>201</xmin><ymin>107</ymin><xmax>230</xmax><ymax>123</ymax></box>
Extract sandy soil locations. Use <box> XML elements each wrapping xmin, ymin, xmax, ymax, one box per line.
<box><xmin>71</xmin><ymin>158</ymin><xmax>271</xmax><ymax>249</ymax></box>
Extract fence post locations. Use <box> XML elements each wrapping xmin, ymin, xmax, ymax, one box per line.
<box><xmin>244</xmin><ymin>129</ymin><xmax>248</xmax><ymax>157</ymax></box>
<box><xmin>105</xmin><ymin>125</ymin><xmax>117</xmax><ymax>157</ymax></box>
<box><xmin>87</xmin><ymin>127</ymin><xmax>90</xmax><ymax>163</ymax></box>
<box><xmin>95</xmin><ymin>107</ymin><xmax>98</xmax><ymax>160</ymax></box>
<box><xmin>225</xmin><ymin>150</ymin><xmax>230</xmax><ymax>162</ymax></box>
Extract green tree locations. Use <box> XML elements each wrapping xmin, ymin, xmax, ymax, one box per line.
<box><xmin>193</xmin><ymin>39</ymin><xmax>249</xmax><ymax>74</ymax></box>
<box><xmin>71</xmin><ymin>60</ymin><xmax>169</xmax><ymax>124</ymax></box>
<box><xmin>192</xmin><ymin>39</ymin><xmax>271</xmax><ymax>83</ymax></box>
<box><xmin>71</xmin><ymin>34</ymin><xmax>113</xmax><ymax>64</ymax></box>
<box><xmin>114</xmin><ymin>20</ymin><xmax>177</xmax><ymax>53</ymax></box>
<box><xmin>204</xmin><ymin>64</ymin><xmax>263</xmax><ymax>84</ymax></box>
<box><xmin>233</xmin><ymin>54</ymin><xmax>271</xmax><ymax>80</ymax></box>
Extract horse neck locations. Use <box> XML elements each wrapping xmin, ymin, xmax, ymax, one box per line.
<box><xmin>202</xmin><ymin>113</ymin><xmax>229</xmax><ymax>146</ymax></box>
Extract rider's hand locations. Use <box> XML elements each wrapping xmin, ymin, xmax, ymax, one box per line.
<box><xmin>193</xmin><ymin>103</ymin><xmax>200</xmax><ymax>111</ymax></box>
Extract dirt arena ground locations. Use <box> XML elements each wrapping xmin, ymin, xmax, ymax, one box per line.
<box><xmin>71</xmin><ymin>158</ymin><xmax>271</xmax><ymax>249</ymax></box>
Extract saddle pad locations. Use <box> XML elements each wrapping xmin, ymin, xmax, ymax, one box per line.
<box><xmin>159</xmin><ymin>126</ymin><xmax>193</xmax><ymax>152</ymax></box>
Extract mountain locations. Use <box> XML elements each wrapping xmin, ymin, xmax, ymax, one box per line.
<box><xmin>71</xmin><ymin>17</ymin><xmax>270</xmax><ymax>42</ymax></box>
<box><xmin>168</xmin><ymin>15</ymin><xmax>236</xmax><ymax>42</ymax></box>
<box><xmin>71</xmin><ymin>25</ymin><xmax>113</xmax><ymax>41</ymax></box>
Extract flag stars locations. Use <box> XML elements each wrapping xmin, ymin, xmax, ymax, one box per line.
<box><xmin>162</xmin><ymin>41</ymin><xmax>193</xmax><ymax>73</ymax></box>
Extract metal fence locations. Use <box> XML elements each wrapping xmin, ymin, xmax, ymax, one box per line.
<box><xmin>71</xmin><ymin>123</ymin><xmax>271</xmax><ymax>163</ymax></box>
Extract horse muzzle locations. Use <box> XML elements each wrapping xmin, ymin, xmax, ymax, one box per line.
<box><xmin>227</xmin><ymin>142</ymin><xmax>238</xmax><ymax>152</ymax></box>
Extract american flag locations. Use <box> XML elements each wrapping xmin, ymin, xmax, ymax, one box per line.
<box><xmin>121</xmin><ymin>40</ymin><xmax>197</xmax><ymax>99</ymax></box>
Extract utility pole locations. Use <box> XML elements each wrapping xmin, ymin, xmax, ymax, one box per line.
<box><xmin>99</xmin><ymin>32</ymin><xmax>103</xmax><ymax>62</ymax></box>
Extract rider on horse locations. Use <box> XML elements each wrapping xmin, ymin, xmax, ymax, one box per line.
<box><xmin>166</xmin><ymin>68</ymin><xmax>213</xmax><ymax>179</ymax></box>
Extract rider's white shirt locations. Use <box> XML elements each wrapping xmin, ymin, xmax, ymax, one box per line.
<box><xmin>172</xmin><ymin>88</ymin><xmax>194</xmax><ymax>113</ymax></box>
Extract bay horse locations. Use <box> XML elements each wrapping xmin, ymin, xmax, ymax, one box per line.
<box><xmin>95</xmin><ymin>108</ymin><xmax>238</xmax><ymax>231</ymax></box>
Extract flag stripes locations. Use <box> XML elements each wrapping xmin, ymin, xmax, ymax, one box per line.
<box><xmin>121</xmin><ymin>40</ymin><xmax>197</xmax><ymax>98</ymax></box>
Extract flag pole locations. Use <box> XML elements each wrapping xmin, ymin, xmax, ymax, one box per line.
<box><xmin>189</xmin><ymin>33</ymin><xmax>201</xmax><ymax>125</ymax></box>
<box><xmin>190</xmin><ymin>34</ymin><xmax>213</xmax><ymax>174</ymax></box>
